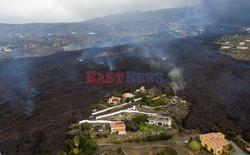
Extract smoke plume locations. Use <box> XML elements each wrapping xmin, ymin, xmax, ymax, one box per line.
<box><xmin>168</xmin><ymin>67</ymin><xmax>185</xmax><ymax>94</ymax></box>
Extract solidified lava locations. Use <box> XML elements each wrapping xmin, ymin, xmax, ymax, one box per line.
<box><xmin>0</xmin><ymin>35</ymin><xmax>250</xmax><ymax>154</ymax></box>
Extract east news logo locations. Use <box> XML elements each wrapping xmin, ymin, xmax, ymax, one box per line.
<box><xmin>86</xmin><ymin>71</ymin><xmax>163</xmax><ymax>84</ymax></box>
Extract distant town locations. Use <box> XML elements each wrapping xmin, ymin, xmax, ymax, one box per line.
<box><xmin>217</xmin><ymin>33</ymin><xmax>250</xmax><ymax>61</ymax></box>
<box><xmin>0</xmin><ymin>22</ymin><xmax>205</xmax><ymax>60</ymax></box>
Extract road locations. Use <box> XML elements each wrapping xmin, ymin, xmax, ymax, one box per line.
<box><xmin>230</xmin><ymin>141</ymin><xmax>248</xmax><ymax>155</ymax></box>
<box><xmin>93</xmin><ymin>100</ymin><xmax>141</xmax><ymax>119</ymax></box>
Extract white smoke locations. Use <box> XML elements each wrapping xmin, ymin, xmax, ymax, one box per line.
<box><xmin>168</xmin><ymin>67</ymin><xmax>185</xmax><ymax>94</ymax></box>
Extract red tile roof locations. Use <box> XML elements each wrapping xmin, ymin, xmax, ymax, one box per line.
<box><xmin>200</xmin><ymin>132</ymin><xmax>230</xmax><ymax>150</ymax></box>
<box><xmin>110</xmin><ymin>121</ymin><xmax>126</xmax><ymax>133</ymax></box>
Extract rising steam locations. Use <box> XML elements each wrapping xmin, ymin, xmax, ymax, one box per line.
<box><xmin>168</xmin><ymin>67</ymin><xmax>185</xmax><ymax>95</ymax></box>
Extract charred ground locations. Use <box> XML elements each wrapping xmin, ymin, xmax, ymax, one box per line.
<box><xmin>0</xmin><ymin>32</ymin><xmax>250</xmax><ymax>154</ymax></box>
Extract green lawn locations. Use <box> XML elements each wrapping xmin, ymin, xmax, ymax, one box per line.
<box><xmin>139</xmin><ymin>124</ymin><xmax>166</xmax><ymax>132</ymax></box>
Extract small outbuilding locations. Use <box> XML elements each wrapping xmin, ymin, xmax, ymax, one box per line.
<box><xmin>122</xmin><ymin>93</ymin><xmax>135</xmax><ymax>99</ymax></box>
<box><xmin>108</xmin><ymin>96</ymin><xmax>121</xmax><ymax>105</ymax></box>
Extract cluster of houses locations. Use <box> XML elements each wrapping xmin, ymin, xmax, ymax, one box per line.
<box><xmin>220</xmin><ymin>41</ymin><xmax>249</xmax><ymax>51</ymax></box>
<box><xmin>237</xmin><ymin>42</ymin><xmax>248</xmax><ymax>50</ymax></box>
<box><xmin>79</xmin><ymin>86</ymin><xmax>250</xmax><ymax>154</ymax></box>
<box><xmin>0</xmin><ymin>46</ymin><xmax>12</xmax><ymax>53</ymax></box>
<box><xmin>108</xmin><ymin>87</ymin><xmax>145</xmax><ymax>105</ymax></box>
<box><xmin>80</xmin><ymin>86</ymin><xmax>176</xmax><ymax>135</ymax></box>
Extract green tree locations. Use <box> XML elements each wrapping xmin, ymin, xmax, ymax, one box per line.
<box><xmin>157</xmin><ymin>146</ymin><xmax>177</xmax><ymax>155</ymax></box>
<box><xmin>63</xmin><ymin>134</ymin><xmax>98</xmax><ymax>155</ymax></box>
<box><xmin>188</xmin><ymin>141</ymin><xmax>201</xmax><ymax>152</ymax></box>
<box><xmin>80</xmin><ymin>137</ymin><xmax>98</xmax><ymax>155</ymax></box>
<box><xmin>225</xmin><ymin>152</ymin><xmax>232</xmax><ymax>155</ymax></box>
<box><xmin>56</xmin><ymin>150</ymin><xmax>67</xmax><ymax>155</ymax></box>
<box><xmin>134</xmin><ymin>91</ymin><xmax>147</xmax><ymax>98</ymax></box>
<box><xmin>171</xmin><ymin>122</ymin><xmax>177</xmax><ymax>129</ymax></box>
<box><xmin>65</xmin><ymin>138</ymin><xmax>74</xmax><ymax>149</ymax></box>
<box><xmin>151</xmin><ymin>98</ymin><xmax>165</xmax><ymax>107</ymax></box>
<box><xmin>125</xmin><ymin>115</ymin><xmax>147</xmax><ymax>132</ymax></box>
<box><xmin>132</xmin><ymin>115</ymin><xmax>147</xmax><ymax>125</ymax></box>
<box><xmin>73</xmin><ymin>135</ymin><xmax>80</xmax><ymax>147</ymax></box>
<box><xmin>164</xmin><ymin>85</ymin><xmax>174</xmax><ymax>98</ymax></box>
<box><xmin>80</xmin><ymin>123</ymin><xmax>92</xmax><ymax>132</ymax></box>
<box><xmin>72</xmin><ymin>148</ymin><xmax>80</xmax><ymax>155</ymax></box>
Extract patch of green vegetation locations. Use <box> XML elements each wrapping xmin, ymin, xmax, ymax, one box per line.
<box><xmin>125</xmin><ymin>115</ymin><xmax>147</xmax><ymax>132</ymax></box>
<box><xmin>61</xmin><ymin>134</ymin><xmax>97</xmax><ymax>155</ymax></box>
<box><xmin>73</xmin><ymin>135</ymin><xmax>81</xmax><ymax>147</ymax></box>
<box><xmin>188</xmin><ymin>140</ymin><xmax>201</xmax><ymax>152</ymax></box>
<box><xmin>126</xmin><ymin>115</ymin><xmax>168</xmax><ymax>132</ymax></box>
<box><xmin>134</xmin><ymin>91</ymin><xmax>147</xmax><ymax>98</ymax></box>
<box><xmin>157</xmin><ymin>146</ymin><xmax>177</xmax><ymax>155</ymax></box>
<box><xmin>141</xmin><ymin>96</ymin><xmax>166</xmax><ymax>107</ymax></box>
<box><xmin>225</xmin><ymin>152</ymin><xmax>233</xmax><ymax>155</ymax></box>
<box><xmin>72</xmin><ymin>148</ymin><xmax>80</xmax><ymax>154</ymax></box>
<box><xmin>143</xmin><ymin>133</ymin><xmax>173</xmax><ymax>142</ymax></box>
<box><xmin>81</xmin><ymin>137</ymin><xmax>98</xmax><ymax>155</ymax></box>
<box><xmin>56</xmin><ymin>150</ymin><xmax>67</xmax><ymax>155</ymax></box>
<box><xmin>80</xmin><ymin>123</ymin><xmax>92</xmax><ymax>132</ymax></box>
<box><xmin>163</xmin><ymin>85</ymin><xmax>175</xmax><ymax>98</ymax></box>
<box><xmin>127</xmin><ymin>132</ymin><xmax>173</xmax><ymax>143</ymax></box>
<box><xmin>139</xmin><ymin>124</ymin><xmax>165</xmax><ymax>132</ymax></box>
<box><xmin>171</xmin><ymin>122</ymin><xmax>177</xmax><ymax>129</ymax></box>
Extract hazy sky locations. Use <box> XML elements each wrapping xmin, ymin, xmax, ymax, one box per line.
<box><xmin>0</xmin><ymin>0</ymin><xmax>202</xmax><ymax>23</ymax></box>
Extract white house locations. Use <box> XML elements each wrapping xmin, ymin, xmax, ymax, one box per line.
<box><xmin>136</xmin><ymin>86</ymin><xmax>146</xmax><ymax>92</ymax></box>
<box><xmin>108</xmin><ymin>96</ymin><xmax>121</xmax><ymax>105</ymax></box>
<box><xmin>147</xmin><ymin>116</ymin><xmax>172</xmax><ymax>127</ymax></box>
<box><xmin>239</xmin><ymin>42</ymin><xmax>246</xmax><ymax>46</ymax></box>
<box><xmin>221</xmin><ymin>46</ymin><xmax>231</xmax><ymax>49</ymax></box>
<box><xmin>122</xmin><ymin>93</ymin><xmax>135</xmax><ymax>99</ymax></box>
<box><xmin>237</xmin><ymin>46</ymin><xmax>248</xmax><ymax>50</ymax></box>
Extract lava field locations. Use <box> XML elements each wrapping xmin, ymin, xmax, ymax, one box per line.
<box><xmin>0</xmin><ymin>33</ymin><xmax>250</xmax><ymax>154</ymax></box>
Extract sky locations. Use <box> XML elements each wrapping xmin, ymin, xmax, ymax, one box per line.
<box><xmin>0</xmin><ymin>0</ymin><xmax>202</xmax><ymax>24</ymax></box>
